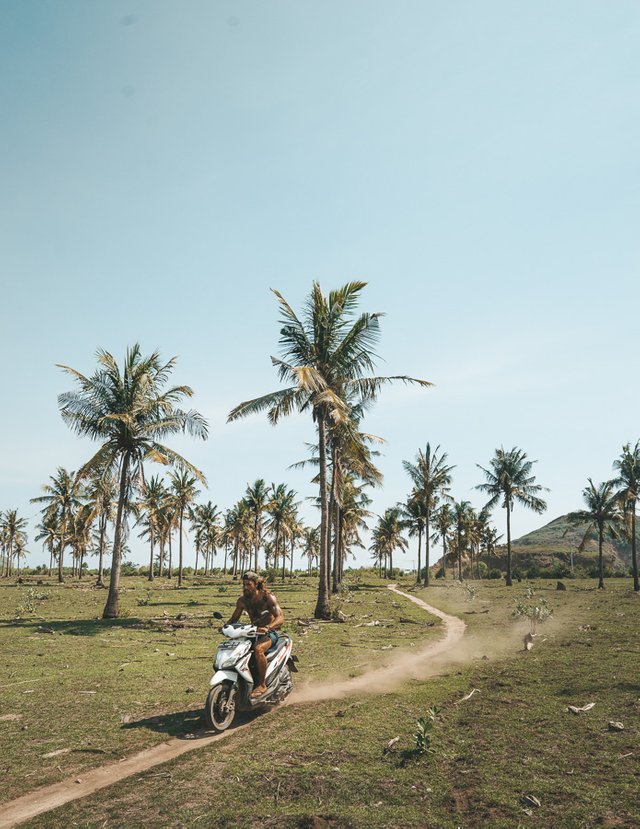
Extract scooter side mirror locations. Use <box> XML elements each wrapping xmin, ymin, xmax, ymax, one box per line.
<box><xmin>212</xmin><ymin>611</ymin><xmax>223</xmax><ymax>620</ymax></box>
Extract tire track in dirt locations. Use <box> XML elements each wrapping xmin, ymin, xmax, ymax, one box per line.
<box><xmin>0</xmin><ymin>585</ymin><xmax>465</xmax><ymax>828</ymax></box>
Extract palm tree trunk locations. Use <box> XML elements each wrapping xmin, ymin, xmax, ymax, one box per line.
<box><xmin>416</xmin><ymin>525</ymin><xmax>422</xmax><ymax>585</ymax></box>
<box><xmin>314</xmin><ymin>415</ymin><xmax>331</xmax><ymax>619</ymax></box>
<box><xmin>103</xmin><ymin>452</ymin><xmax>131</xmax><ymax>619</ymax></box>
<box><xmin>388</xmin><ymin>547</ymin><xmax>393</xmax><ymax>579</ymax></box>
<box><xmin>331</xmin><ymin>501</ymin><xmax>340</xmax><ymax>594</ymax></box>
<box><xmin>505</xmin><ymin>502</ymin><xmax>512</xmax><ymax>587</ymax></box>
<box><xmin>158</xmin><ymin>539</ymin><xmax>164</xmax><ymax>578</ymax></box>
<box><xmin>632</xmin><ymin>505</ymin><xmax>639</xmax><ymax>592</ymax></box>
<box><xmin>167</xmin><ymin>532</ymin><xmax>173</xmax><ymax>579</ymax></box>
<box><xmin>48</xmin><ymin>549</ymin><xmax>53</xmax><ymax>578</ymax></box>
<box><xmin>58</xmin><ymin>509</ymin><xmax>66</xmax><ymax>584</ymax></box>
<box><xmin>194</xmin><ymin>543</ymin><xmax>199</xmax><ymax>577</ymax></box>
<box><xmin>97</xmin><ymin>513</ymin><xmax>106</xmax><ymax>587</ymax></box>
<box><xmin>424</xmin><ymin>511</ymin><xmax>431</xmax><ymax>587</ymax></box>
<box><xmin>148</xmin><ymin>532</ymin><xmax>155</xmax><ymax>581</ymax></box>
<box><xmin>441</xmin><ymin>535</ymin><xmax>447</xmax><ymax>579</ymax></box>
<box><xmin>177</xmin><ymin>509</ymin><xmax>184</xmax><ymax>587</ymax></box>
<box><xmin>598</xmin><ymin>524</ymin><xmax>605</xmax><ymax>589</ymax></box>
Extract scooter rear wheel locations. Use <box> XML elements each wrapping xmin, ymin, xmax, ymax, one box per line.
<box><xmin>204</xmin><ymin>681</ymin><xmax>236</xmax><ymax>731</ymax></box>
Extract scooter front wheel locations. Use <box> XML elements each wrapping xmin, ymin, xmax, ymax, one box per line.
<box><xmin>204</xmin><ymin>681</ymin><xmax>236</xmax><ymax>731</ymax></box>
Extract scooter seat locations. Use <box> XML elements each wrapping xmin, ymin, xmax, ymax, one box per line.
<box><xmin>266</xmin><ymin>636</ymin><xmax>290</xmax><ymax>659</ymax></box>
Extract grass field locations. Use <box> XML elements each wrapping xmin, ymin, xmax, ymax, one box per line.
<box><xmin>1</xmin><ymin>574</ymin><xmax>638</xmax><ymax>828</ymax></box>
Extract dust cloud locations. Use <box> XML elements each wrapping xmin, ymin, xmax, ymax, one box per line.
<box><xmin>289</xmin><ymin>585</ymin><xmax>529</xmax><ymax>705</ymax></box>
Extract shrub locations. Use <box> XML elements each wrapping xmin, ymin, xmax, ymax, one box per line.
<box><xmin>488</xmin><ymin>568</ymin><xmax>503</xmax><ymax>580</ymax></box>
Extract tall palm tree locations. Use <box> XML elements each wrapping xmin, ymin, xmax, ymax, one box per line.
<box><xmin>302</xmin><ymin>526</ymin><xmax>320</xmax><ymax>574</ymax></box>
<box><xmin>169</xmin><ymin>470</ymin><xmax>201</xmax><ymax>588</ymax></box>
<box><xmin>31</xmin><ymin>468</ymin><xmax>81</xmax><ymax>583</ymax></box>
<box><xmin>612</xmin><ymin>441</ymin><xmax>640</xmax><ymax>592</ymax></box>
<box><xmin>190</xmin><ymin>500</ymin><xmax>220</xmax><ymax>575</ymax></box>
<box><xmin>403</xmin><ymin>444</ymin><xmax>454</xmax><ymax>586</ymax></box>
<box><xmin>35</xmin><ymin>507</ymin><xmax>60</xmax><ymax>577</ymax></box>
<box><xmin>244</xmin><ymin>479</ymin><xmax>269</xmax><ymax>572</ymax></box>
<box><xmin>432</xmin><ymin>501</ymin><xmax>453</xmax><ymax>578</ymax></box>
<box><xmin>476</xmin><ymin>447</ymin><xmax>547</xmax><ymax>586</ymax></box>
<box><xmin>137</xmin><ymin>476</ymin><xmax>167</xmax><ymax>581</ymax></box>
<box><xmin>370</xmin><ymin>507</ymin><xmax>408</xmax><ymax>579</ymax></box>
<box><xmin>265</xmin><ymin>483</ymin><xmax>298</xmax><ymax>579</ymax></box>
<box><xmin>57</xmin><ymin>345</ymin><xmax>208</xmax><ymax>617</ymax></box>
<box><xmin>1</xmin><ymin>510</ymin><xmax>28</xmax><ymax>578</ymax></box>
<box><xmin>451</xmin><ymin>500</ymin><xmax>474</xmax><ymax>581</ymax></box>
<box><xmin>401</xmin><ymin>492</ymin><xmax>427</xmax><ymax>584</ymax></box>
<box><xmin>228</xmin><ymin>282</ymin><xmax>431</xmax><ymax>618</ymax></box>
<box><xmin>568</xmin><ymin>479</ymin><xmax>623</xmax><ymax>589</ymax></box>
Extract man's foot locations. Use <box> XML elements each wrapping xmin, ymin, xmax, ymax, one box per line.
<box><xmin>251</xmin><ymin>685</ymin><xmax>267</xmax><ymax>698</ymax></box>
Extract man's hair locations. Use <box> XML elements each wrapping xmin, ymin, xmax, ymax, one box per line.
<box><xmin>242</xmin><ymin>571</ymin><xmax>266</xmax><ymax>590</ymax></box>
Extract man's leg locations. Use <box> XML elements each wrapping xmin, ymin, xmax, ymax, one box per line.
<box><xmin>251</xmin><ymin>638</ymin><xmax>271</xmax><ymax>697</ymax></box>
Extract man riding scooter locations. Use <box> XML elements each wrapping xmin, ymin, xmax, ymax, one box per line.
<box><xmin>222</xmin><ymin>572</ymin><xmax>285</xmax><ymax>698</ymax></box>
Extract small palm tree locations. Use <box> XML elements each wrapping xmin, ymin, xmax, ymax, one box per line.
<box><xmin>370</xmin><ymin>507</ymin><xmax>408</xmax><ymax>579</ymax></box>
<box><xmin>31</xmin><ymin>468</ymin><xmax>81</xmax><ymax>583</ymax></box>
<box><xmin>476</xmin><ymin>447</ymin><xmax>547</xmax><ymax>586</ymax></box>
<box><xmin>244</xmin><ymin>479</ymin><xmax>269</xmax><ymax>572</ymax></box>
<box><xmin>568</xmin><ymin>479</ymin><xmax>623</xmax><ymax>589</ymax></box>
<box><xmin>612</xmin><ymin>441</ymin><xmax>640</xmax><ymax>592</ymax></box>
<box><xmin>403</xmin><ymin>444</ymin><xmax>454</xmax><ymax>586</ymax></box>
<box><xmin>1</xmin><ymin>510</ymin><xmax>28</xmax><ymax>577</ymax></box>
<box><xmin>401</xmin><ymin>492</ymin><xmax>427</xmax><ymax>584</ymax></box>
<box><xmin>169</xmin><ymin>470</ymin><xmax>201</xmax><ymax>588</ymax></box>
<box><xmin>451</xmin><ymin>500</ymin><xmax>474</xmax><ymax>581</ymax></box>
<box><xmin>432</xmin><ymin>502</ymin><xmax>453</xmax><ymax>578</ymax></box>
<box><xmin>57</xmin><ymin>345</ymin><xmax>208</xmax><ymax>617</ymax></box>
<box><xmin>137</xmin><ymin>476</ymin><xmax>168</xmax><ymax>581</ymax></box>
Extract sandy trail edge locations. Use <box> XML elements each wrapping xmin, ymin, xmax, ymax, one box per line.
<box><xmin>0</xmin><ymin>585</ymin><xmax>465</xmax><ymax>829</ymax></box>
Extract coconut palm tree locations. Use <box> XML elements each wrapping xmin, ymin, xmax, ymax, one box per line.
<box><xmin>403</xmin><ymin>444</ymin><xmax>454</xmax><ymax>586</ymax></box>
<box><xmin>568</xmin><ymin>479</ymin><xmax>623</xmax><ymax>589</ymax></box>
<box><xmin>401</xmin><ymin>492</ymin><xmax>427</xmax><ymax>584</ymax></box>
<box><xmin>190</xmin><ymin>501</ymin><xmax>220</xmax><ymax>575</ymax></box>
<box><xmin>451</xmin><ymin>500</ymin><xmax>474</xmax><ymax>580</ymax></box>
<box><xmin>612</xmin><ymin>441</ymin><xmax>640</xmax><ymax>592</ymax></box>
<box><xmin>265</xmin><ymin>484</ymin><xmax>298</xmax><ymax>580</ymax></box>
<box><xmin>168</xmin><ymin>470</ymin><xmax>201</xmax><ymax>588</ymax></box>
<box><xmin>35</xmin><ymin>507</ymin><xmax>60</xmax><ymax>577</ymax></box>
<box><xmin>56</xmin><ymin>345</ymin><xmax>208</xmax><ymax>617</ymax></box>
<box><xmin>85</xmin><ymin>472</ymin><xmax>116</xmax><ymax>586</ymax></box>
<box><xmin>244</xmin><ymin>480</ymin><xmax>269</xmax><ymax>572</ymax></box>
<box><xmin>136</xmin><ymin>476</ymin><xmax>167</xmax><ymax>581</ymax></box>
<box><xmin>31</xmin><ymin>468</ymin><xmax>81</xmax><ymax>583</ymax></box>
<box><xmin>476</xmin><ymin>447</ymin><xmax>547</xmax><ymax>586</ymax></box>
<box><xmin>432</xmin><ymin>501</ymin><xmax>453</xmax><ymax>578</ymax></box>
<box><xmin>1</xmin><ymin>510</ymin><xmax>28</xmax><ymax>578</ymax></box>
<box><xmin>228</xmin><ymin>282</ymin><xmax>431</xmax><ymax>619</ymax></box>
<box><xmin>370</xmin><ymin>507</ymin><xmax>408</xmax><ymax>579</ymax></box>
<box><xmin>302</xmin><ymin>526</ymin><xmax>320</xmax><ymax>574</ymax></box>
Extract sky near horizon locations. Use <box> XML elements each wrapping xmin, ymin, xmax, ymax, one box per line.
<box><xmin>1</xmin><ymin>1</ymin><xmax>639</xmax><ymax>570</ymax></box>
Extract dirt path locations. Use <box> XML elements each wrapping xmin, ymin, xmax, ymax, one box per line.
<box><xmin>0</xmin><ymin>585</ymin><xmax>465</xmax><ymax>829</ymax></box>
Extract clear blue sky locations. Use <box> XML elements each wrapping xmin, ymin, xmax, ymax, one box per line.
<box><xmin>2</xmin><ymin>1</ymin><xmax>639</xmax><ymax>569</ymax></box>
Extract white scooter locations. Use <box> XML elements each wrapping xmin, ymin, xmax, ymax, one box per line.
<box><xmin>205</xmin><ymin>612</ymin><xmax>297</xmax><ymax>731</ymax></box>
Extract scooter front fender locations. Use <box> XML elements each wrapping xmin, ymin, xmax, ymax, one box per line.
<box><xmin>210</xmin><ymin>669</ymin><xmax>238</xmax><ymax>687</ymax></box>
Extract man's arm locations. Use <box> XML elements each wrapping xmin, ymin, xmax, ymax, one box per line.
<box><xmin>224</xmin><ymin>597</ymin><xmax>245</xmax><ymax>627</ymax></box>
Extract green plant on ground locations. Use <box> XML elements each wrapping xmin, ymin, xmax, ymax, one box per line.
<box><xmin>414</xmin><ymin>705</ymin><xmax>441</xmax><ymax>754</ymax></box>
<box><xmin>512</xmin><ymin>586</ymin><xmax>553</xmax><ymax>633</ymax></box>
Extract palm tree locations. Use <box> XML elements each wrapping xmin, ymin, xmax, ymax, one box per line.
<box><xmin>35</xmin><ymin>507</ymin><xmax>60</xmax><ymax>577</ymax></box>
<box><xmin>31</xmin><ymin>468</ymin><xmax>81</xmax><ymax>583</ymax></box>
<box><xmin>432</xmin><ymin>501</ymin><xmax>453</xmax><ymax>578</ymax></box>
<box><xmin>86</xmin><ymin>472</ymin><xmax>116</xmax><ymax>586</ymax></box>
<box><xmin>57</xmin><ymin>345</ymin><xmax>208</xmax><ymax>618</ymax></box>
<box><xmin>137</xmin><ymin>476</ymin><xmax>167</xmax><ymax>581</ymax></box>
<box><xmin>612</xmin><ymin>441</ymin><xmax>640</xmax><ymax>592</ymax></box>
<box><xmin>244</xmin><ymin>479</ymin><xmax>269</xmax><ymax>572</ymax></box>
<box><xmin>476</xmin><ymin>447</ymin><xmax>547</xmax><ymax>586</ymax></box>
<box><xmin>403</xmin><ymin>444</ymin><xmax>454</xmax><ymax>586</ymax></box>
<box><xmin>302</xmin><ymin>526</ymin><xmax>320</xmax><ymax>574</ymax></box>
<box><xmin>265</xmin><ymin>483</ymin><xmax>298</xmax><ymax>580</ymax></box>
<box><xmin>370</xmin><ymin>507</ymin><xmax>408</xmax><ymax>579</ymax></box>
<box><xmin>1</xmin><ymin>510</ymin><xmax>28</xmax><ymax>578</ymax></box>
<box><xmin>568</xmin><ymin>479</ymin><xmax>623</xmax><ymax>589</ymax></box>
<box><xmin>451</xmin><ymin>500</ymin><xmax>474</xmax><ymax>580</ymax></box>
<box><xmin>228</xmin><ymin>282</ymin><xmax>431</xmax><ymax>618</ymax></box>
<box><xmin>190</xmin><ymin>501</ymin><xmax>220</xmax><ymax>575</ymax></box>
<box><xmin>169</xmin><ymin>470</ymin><xmax>201</xmax><ymax>588</ymax></box>
<box><xmin>401</xmin><ymin>492</ymin><xmax>427</xmax><ymax>584</ymax></box>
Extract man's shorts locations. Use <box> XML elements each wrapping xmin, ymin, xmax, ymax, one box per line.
<box><xmin>257</xmin><ymin>631</ymin><xmax>279</xmax><ymax>651</ymax></box>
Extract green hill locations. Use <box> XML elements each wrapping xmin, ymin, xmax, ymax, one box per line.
<box><xmin>489</xmin><ymin>514</ymin><xmax>636</xmax><ymax>577</ymax></box>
